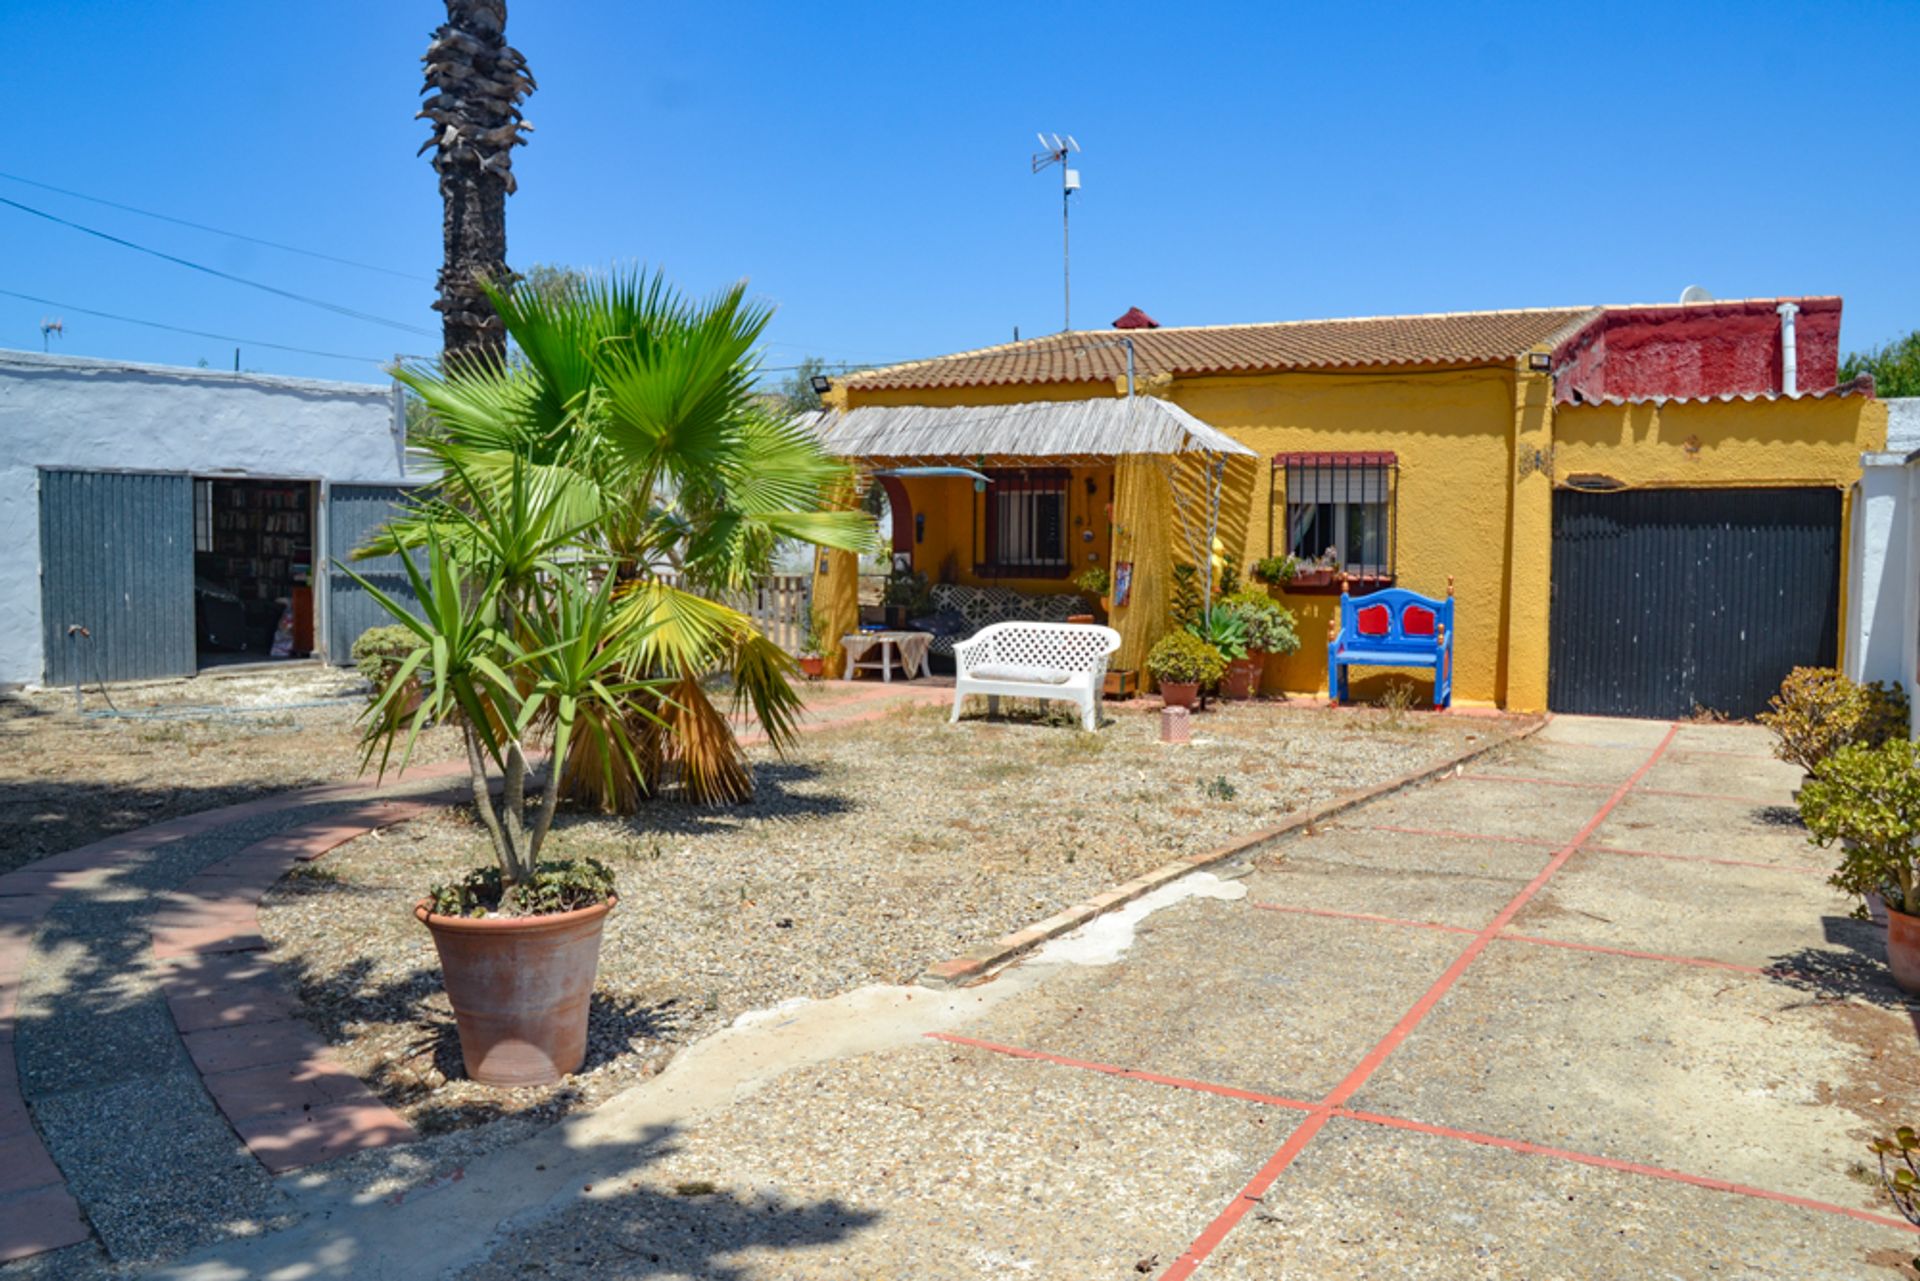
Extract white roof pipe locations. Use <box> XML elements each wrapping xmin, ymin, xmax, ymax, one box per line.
<box><xmin>1777</xmin><ymin>302</ymin><xmax>1800</xmax><ymax>397</ymax></box>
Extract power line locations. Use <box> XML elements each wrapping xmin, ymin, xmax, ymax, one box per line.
<box><xmin>0</xmin><ymin>171</ymin><xmax>431</xmax><ymax>283</ymax></box>
<box><xmin>0</xmin><ymin>195</ymin><xmax>435</xmax><ymax>337</ymax></box>
<box><xmin>0</xmin><ymin>288</ymin><xmax>390</xmax><ymax>365</ymax></box>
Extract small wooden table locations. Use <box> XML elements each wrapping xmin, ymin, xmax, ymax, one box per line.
<box><xmin>841</xmin><ymin>631</ymin><xmax>933</xmax><ymax>682</ymax></box>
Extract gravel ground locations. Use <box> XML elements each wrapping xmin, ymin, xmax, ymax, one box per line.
<box><xmin>0</xmin><ymin>666</ymin><xmax>462</xmax><ymax>872</ymax></box>
<box><xmin>257</xmin><ymin>698</ymin><xmax>1516</xmax><ymax>1135</ymax></box>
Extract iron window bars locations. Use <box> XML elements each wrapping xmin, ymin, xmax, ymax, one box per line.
<box><xmin>979</xmin><ymin>467</ymin><xmax>1070</xmax><ymax>578</ymax></box>
<box><xmin>1270</xmin><ymin>452</ymin><xmax>1398</xmax><ymax>582</ymax></box>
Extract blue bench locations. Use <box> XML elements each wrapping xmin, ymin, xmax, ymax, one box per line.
<box><xmin>1327</xmin><ymin>579</ymin><xmax>1455</xmax><ymax>709</ymax></box>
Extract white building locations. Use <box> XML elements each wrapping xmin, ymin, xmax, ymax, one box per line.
<box><xmin>1847</xmin><ymin>397</ymin><xmax>1920</xmax><ymax>728</ymax></box>
<box><xmin>0</xmin><ymin>350</ymin><xmax>417</xmax><ymax>688</ymax></box>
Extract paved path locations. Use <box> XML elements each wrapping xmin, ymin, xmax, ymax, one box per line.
<box><xmin>0</xmin><ymin>680</ymin><xmax>949</xmax><ymax>1271</ymax></box>
<box><xmin>451</xmin><ymin>716</ymin><xmax>1920</xmax><ymax>1279</ymax></box>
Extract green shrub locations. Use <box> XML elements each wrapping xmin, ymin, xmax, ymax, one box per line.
<box><xmin>799</xmin><ymin>608</ymin><xmax>829</xmax><ymax>658</ymax></box>
<box><xmin>427</xmin><ymin>857</ymin><xmax>617</xmax><ymax>918</ymax></box>
<box><xmin>1251</xmin><ymin>555</ymin><xmax>1297</xmax><ymax>586</ymax></box>
<box><xmin>1187</xmin><ymin>608</ymin><xmax>1249</xmax><ymax>663</ymax></box>
<box><xmin>1758</xmin><ymin>667</ymin><xmax>1908</xmax><ymax>774</ymax></box>
<box><xmin>1074</xmin><ymin>566</ymin><xmax>1111</xmax><ymax>598</ymax></box>
<box><xmin>351</xmin><ymin>625</ymin><xmax>425</xmax><ymax>694</ymax></box>
<box><xmin>1800</xmin><ymin>737</ymin><xmax>1920</xmax><ymax>914</ymax></box>
<box><xmin>1221</xmin><ymin>590</ymin><xmax>1301</xmax><ymax>656</ymax></box>
<box><xmin>1147</xmin><ymin>631</ymin><xmax>1226</xmax><ymax>686</ymax></box>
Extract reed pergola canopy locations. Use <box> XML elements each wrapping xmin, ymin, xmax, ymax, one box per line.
<box><xmin>805</xmin><ymin>398</ymin><xmax>1256</xmax><ymax>464</ymax></box>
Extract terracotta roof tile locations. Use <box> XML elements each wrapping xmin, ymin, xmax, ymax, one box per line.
<box><xmin>847</xmin><ymin>307</ymin><xmax>1604</xmax><ymax>392</ymax></box>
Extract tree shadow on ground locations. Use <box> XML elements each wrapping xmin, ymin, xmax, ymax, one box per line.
<box><xmin>548</xmin><ymin>760</ymin><xmax>855</xmax><ymax>842</ymax></box>
<box><xmin>1766</xmin><ymin>914</ymin><xmax>1916</xmax><ymax>1012</ymax></box>
<box><xmin>455</xmin><ymin>1127</ymin><xmax>884</xmax><ymax>1280</ymax></box>
<box><xmin>271</xmin><ymin>949</ymin><xmax>695</xmax><ymax>1134</ymax></box>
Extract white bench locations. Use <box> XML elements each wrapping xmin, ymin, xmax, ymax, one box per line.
<box><xmin>950</xmin><ymin>621</ymin><xmax>1121</xmax><ymax>732</ymax></box>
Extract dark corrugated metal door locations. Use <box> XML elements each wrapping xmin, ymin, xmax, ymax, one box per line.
<box><xmin>326</xmin><ymin>484</ymin><xmax>422</xmax><ymax>663</ymax></box>
<box><xmin>39</xmin><ymin>469</ymin><xmax>195</xmax><ymax>685</ymax></box>
<box><xmin>1549</xmin><ymin>488</ymin><xmax>1841</xmax><ymax>719</ymax></box>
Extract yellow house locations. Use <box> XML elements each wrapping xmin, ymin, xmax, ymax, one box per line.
<box><xmin>812</xmin><ymin>299</ymin><xmax>1885</xmax><ymax>717</ymax></box>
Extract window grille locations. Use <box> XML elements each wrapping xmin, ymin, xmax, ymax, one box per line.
<box><xmin>1271</xmin><ymin>452</ymin><xmax>1398</xmax><ymax>580</ymax></box>
<box><xmin>979</xmin><ymin>468</ymin><xmax>1069</xmax><ymax>577</ymax></box>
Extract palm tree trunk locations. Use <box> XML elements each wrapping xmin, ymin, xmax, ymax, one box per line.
<box><xmin>419</xmin><ymin>0</ymin><xmax>534</xmax><ymax>364</ymax></box>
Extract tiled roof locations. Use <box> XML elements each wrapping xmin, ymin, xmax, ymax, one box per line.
<box><xmin>846</xmin><ymin>307</ymin><xmax>1604</xmax><ymax>392</ymax></box>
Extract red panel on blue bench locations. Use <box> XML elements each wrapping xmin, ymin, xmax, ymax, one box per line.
<box><xmin>1356</xmin><ymin>604</ymin><xmax>1390</xmax><ymax>636</ymax></box>
<box><xmin>1403</xmin><ymin>605</ymin><xmax>1436</xmax><ymax>636</ymax></box>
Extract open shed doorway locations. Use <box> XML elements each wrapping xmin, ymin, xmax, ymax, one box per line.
<box><xmin>192</xmin><ymin>476</ymin><xmax>318</xmax><ymax>668</ymax></box>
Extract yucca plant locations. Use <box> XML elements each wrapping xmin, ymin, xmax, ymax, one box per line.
<box><xmin>373</xmin><ymin>267</ymin><xmax>876</xmax><ymax>807</ymax></box>
<box><xmin>345</xmin><ymin>528</ymin><xmax>663</xmax><ymax>891</ymax></box>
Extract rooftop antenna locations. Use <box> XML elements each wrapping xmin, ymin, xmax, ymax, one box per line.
<box><xmin>1031</xmin><ymin>132</ymin><xmax>1081</xmax><ymax>331</ymax></box>
<box><xmin>39</xmin><ymin>317</ymin><xmax>63</xmax><ymax>353</ymax></box>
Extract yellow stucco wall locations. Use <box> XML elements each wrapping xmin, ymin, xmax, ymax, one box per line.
<box><xmin>827</xmin><ymin>371</ymin><xmax>1884</xmax><ymax>711</ymax></box>
<box><xmin>888</xmin><ymin>465</ymin><xmax>1114</xmax><ymax>594</ymax></box>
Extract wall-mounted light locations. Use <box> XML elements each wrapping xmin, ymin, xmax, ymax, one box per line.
<box><xmin>1528</xmin><ymin>352</ymin><xmax>1553</xmax><ymax>372</ymax></box>
<box><xmin>809</xmin><ymin>374</ymin><xmax>832</xmax><ymax>395</ymax></box>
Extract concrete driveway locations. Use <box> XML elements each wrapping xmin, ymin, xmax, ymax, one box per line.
<box><xmin>154</xmin><ymin>715</ymin><xmax>1920</xmax><ymax>1280</ymax></box>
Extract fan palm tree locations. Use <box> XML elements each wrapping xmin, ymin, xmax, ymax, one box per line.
<box><xmin>418</xmin><ymin>0</ymin><xmax>534</xmax><ymax>362</ymax></box>
<box><xmin>381</xmin><ymin>268</ymin><xmax>875</xmax><ymax>807</ymax></box>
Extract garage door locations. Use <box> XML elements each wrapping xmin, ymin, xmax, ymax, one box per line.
<box><xmin>39</xmin><ymin>469</ymin><xmax>195</xmax><ymax>685</ymax></box>
<box><xmin>1548</xmin><ymin>487</ymin><xmax>1840</xmax><ymax>719</ymax></box>
<box><xmin>326</xmin><ymin>483</ymin><xmax>422</xmax><ymax>663</ymax></box>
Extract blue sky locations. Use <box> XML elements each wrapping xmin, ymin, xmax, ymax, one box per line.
<box><xmin>3</xmin><ymin>1</ymin><xmax>1915</xmax><ymax>386</ymax></box>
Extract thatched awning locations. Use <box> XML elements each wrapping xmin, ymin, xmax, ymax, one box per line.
<box><xmin>807</xmin><ymin>397</ymin><xmax>1256</xmax><ymax>463</ymax></box>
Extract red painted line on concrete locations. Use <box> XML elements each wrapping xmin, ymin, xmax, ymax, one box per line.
<box><xmin>1577</xmin><ymin>843</ymin><xmax>1825</xmax><ymax>876</ymax></box>
<box><xmin>1455</xmin><ymin>772</ymin><xmax>1612</xmax><ymax>791</ymax></box>
<box><xmin>1344</xmin><ymin>823</ymin><xmax>1561</xmax><ymax>849</ymax></box>
<box><xmin>1251</xmin><ymin>902</ymin><xmax>1777</xmax><ymax>979</ymax></box>
<box><xmin>1329</xmin><ymin>1106</ymin><xmax>1920</xmax><ymax>1235</ymax></box>
<box><xmin>1159</xmin><ymin>1112</ymin><xmax>1335</xmax><ymax>1281</ymax></box>
<box><xmin>943</xmin><ymin>1023</ymin><xmax>1920</xmax><ymax>1255</ymax></box>
<box><xmin>1251</xmin><ymin>901</ymin><xmax>1480</xmax><ymax>936</ymax></box>
<box><xmin>1491</xmin><ymin>932</ymin><xmax>1774</xmax><ymax>976</ymax></box>
<box><xmin>924</xmin><ymin>1033</ymin><xmax>1319</xmax><ymax>1112</ymax></box>
<box><xmin>1162</xmin><ymin>723</ymin><xmax>1681</xmax><ymax>1278</ymax></box>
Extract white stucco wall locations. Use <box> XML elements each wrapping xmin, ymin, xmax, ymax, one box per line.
<box><xmin>0</xmin><ymin>349</ymin><xmax>407</xmax><ymax>686</ymax></box>
<box><xmin>1847</xmin><ymin>400</ymin><xmax>1920</xmax><ymax>734</ymax></box>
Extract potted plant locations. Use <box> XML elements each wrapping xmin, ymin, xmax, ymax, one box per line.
<box><xmin>1148</xmin><ymin>630</ymin><xmax>1225</xmax><ymax>709</ymax></box>
<box><xmin>1758</xmin><ymin>666</ymin><xmax>1908</xmax><ymax>778</ymax></box>
<box><xmin>348</xmin><ymin>531</ymin><xmax>664</xmax><ymax>1087</ymax></box>
<box><xmin>1220</xmin><ymin>590</ymin><xmax>1301</xmax><ymax>696</ymax></box>
<box><xmin>1074</xmin><ymin>566</ymin><xmax>1112</xmax><ymax>617</ymax></box>
<box><xmin>1800</xmin><ymin>737</ymin><xmax>1920</xmax><ymax>994</ymax></box>
<box><xmin>797</xmin><ymin>608</ymin><xmax>830</xmax><ymax>680</ymax></box>
<box><xmin>1251</xmin><ymin>555</ymin><xmax>1297</xmax><ymax>589</ymax></box>
<box><xmin>1189</xmin><ymin>608</ymin><xmax>1252</xmax><ymax>698</ymax></box>
<box><xmin>881</xmin><ymin>565</ymin><xmax>931</xmax><ymax>629</ymax></box>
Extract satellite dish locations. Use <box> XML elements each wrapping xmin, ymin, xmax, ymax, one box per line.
<box><xmin>1678</xmin><ymin>284</ymin><xmax>1714</xmax><ymax>304</ymax></box>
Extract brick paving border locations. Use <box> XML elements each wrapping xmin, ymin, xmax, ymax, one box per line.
<box><xmin>917</xmin><ymin>713</ymin><xmax>1547</xmax><ymax>988</ymax></box>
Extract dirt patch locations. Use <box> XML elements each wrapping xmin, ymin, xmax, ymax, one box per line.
<box><xmin>258</xmin><ymin>698</ymin><xmax>1522</xmax><ymax>1133</ymax></box>
<box><xmin>0</xmin><ymin>668</ymin><xmax>463</xmax><ymax>873</ymax></box>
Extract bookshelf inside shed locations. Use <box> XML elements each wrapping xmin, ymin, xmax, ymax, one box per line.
<box><xmin>192</xmin><ymin>477</ymin><xmax>316</xmax><ymax>663</ymax></box>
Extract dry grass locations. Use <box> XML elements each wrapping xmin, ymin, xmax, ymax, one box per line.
<box><xmin>0</xmin><ymin>666</ymin><xmax>462</xmax><ymax>873</ymax></box>
<box><xmin>259</xmin><ymin>695</ymin><xmax>1521</xmax><ymax>1133</ymax></box>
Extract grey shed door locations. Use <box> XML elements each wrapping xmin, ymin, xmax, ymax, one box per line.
<box><xmin>1548</xmin><ymin>487</ymin><xmax>1841</xmax><ymax>720</ymax></box>
<box><xmin>327</xmin><ymin>484</ymin><xmax>422</xmax><ymax>663</ymax></box>
<box><xmin>39</xmin><ymin>469</ymin><xmax>195</xmax><ymax>685</ymax></box>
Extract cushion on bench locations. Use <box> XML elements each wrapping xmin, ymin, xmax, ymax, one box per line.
<box><xmin>968</xmin><ymin>663</ymin><xmax>1073</xmax><ymax>685</ymax></box>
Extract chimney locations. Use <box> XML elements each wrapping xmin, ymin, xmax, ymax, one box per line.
<box><xmin>1113</xmin><ymin>306</ymin><xmax>1160</xmax><ymax>330</ymax></box>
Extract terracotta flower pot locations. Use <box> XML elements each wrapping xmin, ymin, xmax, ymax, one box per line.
<box><xmin>415</xmin><ymin>896</ymin><xmax>616</xmax><ymax>1087</ymax></box>
<box><xmin>798</xmin><ymin>655</ymin><xmax>826</xmax><ymax>680</ymax></box>
<box><xmin>1159</xmin><ymin>680</ymin><xmax>1199</xmax><ymax>709</ymax></box>
<box><xmin>1887</xmin><ymin>903</ymin><xmax>1920</xmax><ymax>995</ymax></box>
<box><xmin>1222</xmin><ymin>658</ymin><xmax>1259</xmax><ymax>700</ymax></box>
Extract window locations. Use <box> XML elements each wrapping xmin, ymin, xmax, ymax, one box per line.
<box><xmin>980</xmin><ymin>468</ymin><xmax>1068</xmax><ymax>576</ymax></box>
<box><xmin>1276</xmin><ymin>452</ymin><xmax>1397</xmax><ymax>578</ymax></box>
